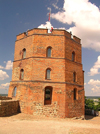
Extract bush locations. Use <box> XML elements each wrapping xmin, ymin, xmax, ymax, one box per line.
<box><xmin>85</xmin><ymin>97</ymin><xmax>94</xmax><ymax>110</ymax></box>
<box><xmin>98</xmin><ymin>98</ymin><xmax>100</xmax><ymax>111</ymax></box>
<box><xmin>85</xmin><ymin>97</ymin><xmax>100</xmax><ymax>111</ymax></box>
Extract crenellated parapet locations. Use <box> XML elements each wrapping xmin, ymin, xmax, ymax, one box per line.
<box><xmin>16</xmin><ymin>28</ymin><xmax>81</xmax><ymax>44</ymax></box>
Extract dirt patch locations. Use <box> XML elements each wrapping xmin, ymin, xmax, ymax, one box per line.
<box><xmin>0</xmin><ymin>113</ymin><xmax>100</xmax><ymax>134</ymax></box>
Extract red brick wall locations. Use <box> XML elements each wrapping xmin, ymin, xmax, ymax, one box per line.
<box><xmin>9</xmin><ymin>82</ymin><xmax>66</xmax><ymax>118</ymax></box>
<box><xmin>65</xmin><ymin>84</ymin><xmax>84</xmax><ymax>118</ymax></box>
<box><xmin>8</xmin><ymin>28</ymin><xmax>84</xmax><ymax>118</ymax></box>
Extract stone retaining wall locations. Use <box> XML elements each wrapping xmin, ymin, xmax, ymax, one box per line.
<box><xmin>85</xmin><ymin>109</ymin><xmax>99</xmax><ymax>116</ymax></box>
<box><xmin>0</xmin><ymin>96</ymin><xmax>12</xmax><ymax>100</ymax></box>
<box><xmin>0</xmin><ymin>100</ymin><xmax>20</xmax><ymax>117</ymax></box>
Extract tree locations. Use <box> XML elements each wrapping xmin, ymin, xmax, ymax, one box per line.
<box><xmin>97</xmin><ymin>98</ymin><xmax>100</xmax><ymax>111</ymax></box>
<box><xmin>85</xmin><ymin>97</ymin><xmax>100</xmax><ymax>111</ymax></box>
<box><xmin>85</xmin><ymin>97</ymin><xmax>94</xmax><ymax>110</ymax></box>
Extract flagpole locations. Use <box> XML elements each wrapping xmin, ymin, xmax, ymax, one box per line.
<box><xmin>50</xmin><ymin>8</ymin><xmax>51</xmax><ymax>23</ymax></box>
<box><xmin>48</xmin><ymin>8</ymin><xmax>53</xmax><ymax>33</ymax></box>
<box><xmin>48</xmin><ymin>8</ymin><xmax>51</xmax><ymax>22</ymax></box>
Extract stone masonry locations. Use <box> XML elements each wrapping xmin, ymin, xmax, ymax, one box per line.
<box><xmin>0</xmin><ymin>99</ymin><xmax>20</xmax><ymax>117</ymax></box>
<box><xmin>8</xmin><ymin>28</ymin><xmax>85</xmax><ymax>118</ymax></box>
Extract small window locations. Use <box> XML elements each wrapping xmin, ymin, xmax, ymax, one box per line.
<box><xmin>73</xmin><ymin>72</ymin><xmax>76</xmax><ymax>82</ymax></box>
<box><xmin>44</xmin><ymin>86</ymin><xmax>52</xmax><ymax>105</ymax></box>
<box><xmin>47</xmin><ymin>47</ymin><xmax>52</xmax><ymax>57</ymax></box>
<box><xmin>20</xmin><ymin>69</ymin><xmax>24</xmax><ymax>80</ymax></box>
<box><xmin>74</xmin><ymin>88</ymin><xmax>77</xmax><ymax>100</ymax></box>
<box><xmin>22</xmin><ymin>48</ymin><xmax>26</xmax><ymax>59</ymax></box>
<box><xmin>72</xmin><ymin>51</ymin><xmax>75</xmax><ymax>61</ymax></box>
<box><xmin>13</xmin><ymin>87</ymin><xmax>17</xmax><ymax>97</ymax></box>
<box><xmin>46</xmin><ymin>68</ymin><xmax>51</xmax><ymax>79</ymax></box>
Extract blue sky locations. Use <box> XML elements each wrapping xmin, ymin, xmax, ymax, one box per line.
<box><xmin>0</xmin><ymin>0</ymin><xmax>100</xmax><ymax>96</ymax></box>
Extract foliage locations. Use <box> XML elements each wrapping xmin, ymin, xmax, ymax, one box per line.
<box><xmin>98</xmin><ymin>98</ymin><xmax>100</xmax><ymax>111</ymax></box>
<box><xmin>85</xmin><ymin>97</ymin><xmax>100</xmax><ymax>111</ymax></box>
<box><xmin>85</xmin><ymin>97</ymin><xmax>94</xmax><ymax>110</ymax></box>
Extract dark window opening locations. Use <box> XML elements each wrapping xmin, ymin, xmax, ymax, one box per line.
<box><xmin>44</xmin><ymin>87</ymin><xmax>52</xmax><ymax>105</ymax></box>
<box><xmin>74</xmin><ymin>88</ymin><xmax>77</xmax><ymax>100</ymax></box>
<box><xmin>22</xmin><ymin>48</ymin><xmax>26</xmax><ymax>59</ymax></box>
<box><xmin>47</xmin><ymin>47</ymin><xmax>52</xmax><ymax>57</ymax></box>
<box><xmin>72</xmin><ymin>51</ymin><xmax>75</xmax><ymax>62</ymax></box>
<box><xmin>73</xmin><ymin>72</ymin><xmax>76</xmax><ymax>82</ymax></box>
<box><xmin>20</xmin><ymin>69</ymin><xmax>24</xmax><ymax>80</ymax></box>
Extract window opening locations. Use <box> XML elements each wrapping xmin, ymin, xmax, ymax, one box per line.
<box><xmin>74</xmin><ymin>88</ymin><xmax>77</xmax><ymax>100</ymax></box>
<box><xmin>47</xmin><ymin>47</ymin><xmax>51</xmax><ymax>57</ymax></box>
<box><xmin>20</xmin><ymin>69</ymin><xmax>24</xmax><ymax>80</ymax></box>
<box><xmin>44</xmin><ymin>87</ymin><xmax>52</xmax><ymax>105</ymax></box>
<box><xmin>73</xmin><ymin>72</ymin><xmax>76</xmax><ymax>82</ymax></box>
<box><xmin>46</xmin><ymin>68</ymin><xmax>51</xmax><ymax>79</ymax></box>
<box><xmin>72</xmin><ymin>52</ymin><xmax>75</xmax><ymax>62</ymax></box>
<box><xmin>22</xmin><ymin>48</ymin><xmax>26</xmax><ymax>59</ymax></box>
<box><xmin>13</xmin><ymin>87</ymin><xmax>17</xmax><ymax>97</ymax></box>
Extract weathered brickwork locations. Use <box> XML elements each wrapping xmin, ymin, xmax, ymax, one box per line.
<box><xmin>0</xmin><ymin>100</ymin><xmax>20</xmax><ymax>117</ymax></box>
<box><xmin>8</xmin><ymin>28</ymin><xmax>84</xmax><ymax>118</ymax></box>
<box><xmin>0</xmin><ymin>96</ymin><xmax>12</xmax><ymax>100</ymax></box>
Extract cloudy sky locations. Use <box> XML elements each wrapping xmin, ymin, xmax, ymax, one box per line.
<box><xmin>0</xmin><ymin>0</ymin><xmax>100</xmax><ymax>96</ymax></box>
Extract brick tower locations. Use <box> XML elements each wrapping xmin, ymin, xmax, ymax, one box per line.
<box><xmin>8</xmin><ymin>28</ymin><xmax>84</xmax><ymax>118</ymax></box>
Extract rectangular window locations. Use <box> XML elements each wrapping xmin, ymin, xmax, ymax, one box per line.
<box><xmin>44</xmin><ymin>87</ymin><xmax>52</xmax><ymax>105</ymax></box>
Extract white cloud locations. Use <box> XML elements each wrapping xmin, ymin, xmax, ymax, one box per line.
<box><xmin>47</xmin><ymin>7</ymin><xmax>51</xmax><ymax>12</ymax></box>
<box><xmin>88</xmin><ymin>79</ymin><xmax>100</xmax><ymax>93</ymax></box>
<box><xmin>52</xmin><ymin>3</ymin><xmax>59</xmax><ymax>9</ymax></box>
<box><xmin>88</xmin><ymin>55</ymin><xmax>100</xmax><ymax>76</ymax></box>
<box><xmin>0</xmin><ymin>65</ymin><xmax>4</xmax><ymax>69</ymax></box>
<box><xmin>0</xmin><ymin>83</ymin><xmax>10</xmax><ymax>89</ymax></box>
<box><xmin>5</xmin><ymin>60</ymin><xmax>13</xmax><ymax>70</ymax></box>
<box><xmin>84</xmin><ymin>83</ymin><xmax>86</xmax><ymax>85</ymax></box>
<box><xmin>52</xmin><ymin>0</ymin><xmax>61</xmax><ymax>10</ymax></box>
<box><xmin>38</xmin><ymin>21</ymin><xmax>66</xmax><ymax>30</ymax></box>
<box><xmin>91</xmin><ymin>86</ymin><xmax>100</xmax><ymax>93</ymax></box>
<box><xmin>38</xmin><ymin>21</ymin><xmax>53</xmax><ymax>29</ymax></box>
<box><xmin>0</xmin><ymin>60</ymin><xmax>13</xmax><ymax>70</ymax></box>
<box><xmin>51</xmin><ymin>0</ymin><xmax>100</xmax><ymax>51</ymax></box>
<box><xmin>0</xmin><ymin>70</ymin><xmax>9</xmax><ymax>80</ymax></box>
<box><xmin>88</xmin><ymin>79</ymin><xmax>100</xmax><ymax>85</ymax></box>
<box><xmin>1</xmin><ymin>83</ymin><xmax>10</xmax><ymax>87</ymax></box>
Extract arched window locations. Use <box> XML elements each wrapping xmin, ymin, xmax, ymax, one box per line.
<box><xmin>20</xmin><ymin>69</ymin><xmax>24</xmax><ymax>80</ymax></box>
<box><xmin>22</xmin><ymin>48</ymin><xmax>26</xmax><ymax>59</ymax></box>
<box><xmin>72</xmin><ymin>51</ymin><xmax>75</xmax><ymax>61</ymax></box>
<box><xmin>13</xmin><ymin>87</ymin><xmax>17</xmax><ymax>97</ymax></box>
<box><xmin>73</xmin><ymin>88</ymin><xmax>77</xmax><ymax>100</ymax></box>
<box><xmin>46</xmin><ymin>68</ymin><xmax>51</xmax><ymax>79</ymax></box>
<box><xmin>44</xmin><ymin>86</ymin><xmax>52</xmax><ymax>105</ymax></box>
<box><xmin>47</xmin><ymin>47</ymin><xmax>52</xmax><ymax>57</ymax></box>
<box><xmin>73</xmin><ymin>72</ymin><xmax>76</xmax><ymax>82</ymax></box>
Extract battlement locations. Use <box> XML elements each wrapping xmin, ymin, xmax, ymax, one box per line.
<box><xmin>16</xmin><ymin>28</ymin><xmax>81</xmax><ymax>44</ymax></box>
